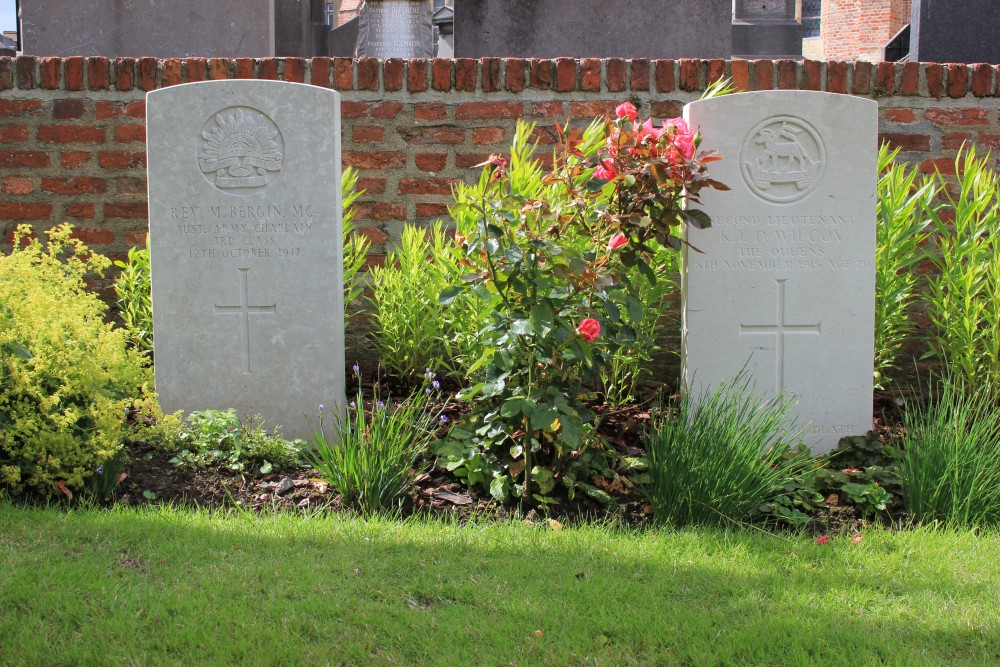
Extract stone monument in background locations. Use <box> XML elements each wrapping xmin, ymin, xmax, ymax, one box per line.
<box><xmin>20</xmin><ymin>0</ymin><xmax>275</xmax><ymax>57</ymax></box>
<box><xmin>454</xmin><ymin>0</ymin><xmax>732</xmax><ymax>59</ymax></box>
<box><xmin>682</xmin><ymin>91</ymin><xmax>877</xmax><ymax>453</ymax></box>
<box><xmin>146</xmin><ymin>81</ymin><xmax>345</xmax><ymax>440</ymax></box>
<box><xmin>356</xmin><ymin>0</ymin><xmax>434</xmax><ymax>58</ymax></box>
<box><xmin>732</xmin><ymin>0</ymin><xmax>803</xmax><ymax>60</ymax></box>
<box><xmin>909</xmin><ymin>0</ymin><xmax>1000</xmax><ymax>64</ymax></box>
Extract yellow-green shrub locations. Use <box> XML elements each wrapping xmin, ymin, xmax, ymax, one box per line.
<box><xmin>0</xmin><ymin>224</ymin><xmax>151</xmax><ymax>495</ymax></box>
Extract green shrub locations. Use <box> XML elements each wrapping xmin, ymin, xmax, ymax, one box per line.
<box><xmin>601</xmin><ymin>242</ymin><xmax>679</xmax><ymax>406</ymax></box>
<box><xmin>438</xmin><ymin>110</ymin><xmax>723</xmax><ymax>505</ymax></box>
<box><xmin>168</xmin><ymin>409</ymin><xmax>304</xmax><ymax>475</ymax></box>
<box><xmin>369</xmin><ymin>221</ymin><xmax>489</xmax><ymax>381</ymax></box>
<box><xmin>0</xmin><ymin>224</ymin><xmax>151</xmax><ymax>495</ymax></box>
<box><xmin>643</xmin><ymin>373</ymin><xmax>813</xmax><ymax>528</ymax></box>
<box><xmin>924</xmin><ymin>145</ymin><xmax>1000</xmax><ymax>388</ymax></box>
<box><xmin>113</xmin><ymin>235</ymin><xmax>152</xmax><ymax>356</ymax></box>
<box><xmin>341</xmin><ymin>167</ymin><xmax>370</xmax><ymax>323</ymax></box>
<box><xmin>306</xmin><ymin>372</ymin><xmax>447</xmax><ymax>514</ymax></box>
<box><xmin>874</xmin><ymin>144</ymin><xmax>935</xmax><ymax>389</ymax></box>
<box><xmin>900</xmin><ymin>375</ymin><xmax>1000</xmax><ymax>528</ymax></box>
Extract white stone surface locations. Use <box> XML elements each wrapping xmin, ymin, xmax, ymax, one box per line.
<box><xmin>147</xmin><ymin>81</ymin><xmax>344</xmax><ymax>440</ymax></box>
<box><xmin>682</xmin><ymin>91</ymin><xmax>877</xmax><ymax>453</ymax></box>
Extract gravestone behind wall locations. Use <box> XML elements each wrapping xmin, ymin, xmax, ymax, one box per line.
<box><xmin>20</xmin><ymin>0</ymin><xmax>274</xmax><ymax>57</ymax></box>
<box><xmin>910</xmin><ymin>0</ymin><xmax>1000</xmax><ymax>64</ymax></box>
<box><xmin>356</xmin><ymin>0</ymin><xmax>434</xmax><ymax>58</ymax></box>
<box><xmin>732</xmin><ymin>0</ymin><xmax>802</xmax><ymax>59</ymax></box>
<box><xmin>682</xmin><ymin>91</ymin><xmax>877</xmax><ymax>453</ymax></box>
<box><xmin>455</xmin><ymin>0</ymin><xmax>731</xmax><ymax>59</ymax></box>
<box><xmin>147</xmin><ymin>81</ymin><xmax>344</xmax><ymax>440</ymax></box>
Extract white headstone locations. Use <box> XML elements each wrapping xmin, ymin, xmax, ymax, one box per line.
<box><xmin>147</xmin><ymin>81</ymin><xmax>344</xmax><ymax>440</ymax></box>
<box><xmin>682</xmin><ymin>91</ymin><xmax>877</xmax><ymax>453</ymax></box>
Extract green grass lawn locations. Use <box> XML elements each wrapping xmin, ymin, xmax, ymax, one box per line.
<box><xmin>1</xmin><ymin>503</ymin><xmax>997</xmax><ymax>666</ymax></box>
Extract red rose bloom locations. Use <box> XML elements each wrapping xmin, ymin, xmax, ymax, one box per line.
<box><xmin>594</xmin><ymin>159</ymin><xmax>617</xmax><ymax>180</ymax></box>
<box><xmin>576</xmin><ymin>318</ymin><xmax>601</xmax><ymax>343</ymax></box>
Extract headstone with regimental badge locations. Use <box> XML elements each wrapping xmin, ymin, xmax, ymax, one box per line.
<box><xmin>146</xmin><ymin>80</ymin><xmax>344</xmax><ymax>440</ymax></box>
<box><xmin>681</xmin><ymin>91</ymin><xmax>877</xmax><ymax>453</ymax></box>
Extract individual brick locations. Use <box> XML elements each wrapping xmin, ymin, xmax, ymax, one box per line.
<box><xmin>87</xmin><ymin>56</ymin><xmax>110</xmax><ymax>89</ymax></box>
<box><xmin>630</xmin><ymin>59</ymin><xmax>650</xmax><ymax>91</ymax></box>
<box><xmin>115</xmin><ymin>57</ymin><xmax>135</xmax><ymax>90</ymax></box>
<box><xmin>383</xmin><ymin>58</ymin><xmax>403</xmax><ymax>91</ymax></box>
<box><xmin>580</xmin><ymin>59</ymin><xmax>602</xmax><ymax>92</ymax></box>
<box><xmin>606</xmin><ymin>59</ymin><xmax>626</xmax><ymax>92</ymax></box>
<box><xmin>432</xmin><ymin>58</ymin><xmax>452</xmax><ymax>91</ymax></box>
<box><xmin>455</xmin><ymin>59</ymin><xmax>477</xmax><ymax>91</ymax></box>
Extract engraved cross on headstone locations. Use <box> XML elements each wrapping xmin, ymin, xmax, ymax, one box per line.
<box><xmin>214</xmin><ymin>268</ymin><xmax>276</xmax><ymax>374</ymax></box>
<box><xmin>739</xmin><ymin>278</ymin><xmax>820</xmax><ymax>391</ymax></box>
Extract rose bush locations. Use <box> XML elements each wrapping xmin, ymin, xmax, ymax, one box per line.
<box><xmin>437</xmin><ymin>107</ymin><xmax>724</xmax><ymax>506</ymax></box>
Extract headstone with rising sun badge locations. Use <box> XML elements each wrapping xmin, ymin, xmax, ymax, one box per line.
<box><xmin>681</xmin><ymin>91</ymin><xmax>877</xmax><ymax>453</ymax></box>
<box><xmin>146</xmin><ymin>81</ymin><xmax>345</xmax><ymax>440</ymax></box>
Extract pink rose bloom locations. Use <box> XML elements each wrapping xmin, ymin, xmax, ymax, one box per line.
<box><xmin>816</xmin><ymin>535</ymin><xmax>831</xmax><ymax>545</ymax></box>
<box><xmin>607</xmin><ymin>232</ymin><xmax>627</xmax><ymax>251</ymax></box>
<box><xmin>576</xmin><ymin>318</ymin><xmax>601</xmax><ymax>343</ymax></box>
<box><xmin>674</xmin><ymin>133</ymin><xmax>696</xmax><ymax>160</ymax></box>
<box><xmin>665</xmin><ymin>118</ymin><xmax>696</xmax><ymax>159</ymax></box>
<box><xmin>615</xmin><ymin>102</ymin><xmax>638</xmax><ymax>122</ymax></box>
<box><xmin>852</xmin><ymin>534</ymin><xmax>863</xmax><ymax>545</ymax></box>
<box><xmin>665</xmin><ymin>117</ymin><xmax>690</xmax><ymax>136</ymax></box>
<box><xmin>636</xmin><ymin>118</ymin><xmax>664</xmax><ymax>142</ymax></box>
<box><xmin>594</xmin><ymin>159</ymin><xmax>617</xmax><ymax>180</ymax></box>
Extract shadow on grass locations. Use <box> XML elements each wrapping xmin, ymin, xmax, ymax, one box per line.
<box><xmin>0</xmin><ymin>504</ymin><xmax>997</xmax><ymax>666</ymax></box>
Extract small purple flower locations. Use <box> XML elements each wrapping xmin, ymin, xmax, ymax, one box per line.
<box><xmin>425</xmin><ymin>388</ymin><xmax>432</xmax><ymax>394</ymax></box>
<box><xmin>349</xmin><ymin>401</ymin><xmax>356</xmax><ymax>409</ymax></box>
<box><xmin>96</xmin><ymin>467</ymin><xmax>104</xmax><ymax>475</ymax></box>
<box><xmin>319</xmin><ymin>403</ymin><xmax>326</xmax><ymax>411</ymax></box>
<box><xmin>439</xmin><ymin>414</ymin><xmax>449</xmax><ymax>424</ymax></box>
<box><xmin>432</xmin><ymin>380</ymin><xmax>440</xmax><ymax>390</ymax></box>
<box><xmin>352</xmin><ymin>363</ymin><xmax>360</xmax><ymax>374</ymax></box>
<box><xmin>376</xmin><ymin>401</ymin><xmax>385</xmax><ymax>408</ymax></box>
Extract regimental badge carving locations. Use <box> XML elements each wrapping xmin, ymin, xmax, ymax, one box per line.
<box><xmin>741</xmin><ymin>116</ymin><xmax>826</xmax><ymax>204</ymax></box>
<box><xmin>199</xmin><ymin>107</ymin><xmax>284</xmax><ymax>192</ymax></box>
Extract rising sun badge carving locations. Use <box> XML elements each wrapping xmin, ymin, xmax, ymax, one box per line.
<box><xmin>199</xmin><ymin>107</ymin><xmax>284</xmax><ymax>191</ymax></box>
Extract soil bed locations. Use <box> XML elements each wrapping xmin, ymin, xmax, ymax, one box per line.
<box><xmin>101</xmin><ymin>390</ymin><xmax>909</xmax><ymax>535</ymax></box>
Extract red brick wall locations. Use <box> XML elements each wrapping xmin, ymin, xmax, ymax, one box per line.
<box><xmin>820</xmin><ymin>0</ymin><xmax>912</xmax><ymax>62</ymax></box>
<box><xmin>1</xmin><ymin>56</ymin><xmax>997</xmax><ymax>299</ymax></box>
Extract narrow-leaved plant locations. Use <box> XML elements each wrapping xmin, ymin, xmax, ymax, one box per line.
<box><xmin>307</xmin><ymin>370</ymin><xmax>447</xmax><ymax>514</ymax></box>
<box><xmin>874</xmin><ymin>144</ymin><xmax>935</xmax><ymax>389</ymax></box>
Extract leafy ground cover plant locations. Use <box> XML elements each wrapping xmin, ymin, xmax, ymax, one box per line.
<box><xmin>644</xmin><ymin>372</ymin><xmax>814</xmax><ymax>528</ymax></box>
<box><xmin>0</xmin><ymin>224</ymin><xmax>151</xmax><ymax>496</ymax></box>
<box><xmin>900</xmin><ymin>375</ymin><xmax>1000</xmax><ymax>528</ymax></box>
<box><xmin>168</xmin><ymin>409</ymin><xmax>304</xmax><ymax>475</ymax></box>
<box><xmin>874</xmin><ymin>144</ymin><xmax>935</xmax><ymax>389</ymax></box>
<box><xmin>923</xmin><ymin>145</ymin><xmax>1000</xmax><ymax>389</ymax></box>
<box><xmin>438</xmin><ymin>107</ymin><xmax>724</xmax><ymax>506</ymax></box>
<box><xmin>307</xmin><ymin>370</ymin><xmax>447</xmax><ymax>514</ymax></box>
<box><xmin>758</xmin><ymin>434</ymin><xmax>903</xmax><ymax>527</ymax></box>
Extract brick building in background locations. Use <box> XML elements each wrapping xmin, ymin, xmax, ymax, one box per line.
<box><xmin>804</xmin><ymin>0</ymin><xmax>912</xmax><ymax>62</ymax></box>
